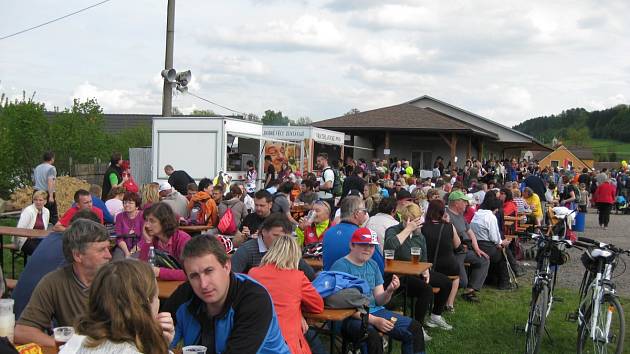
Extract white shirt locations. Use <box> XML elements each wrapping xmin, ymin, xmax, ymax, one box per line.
<box><xmin>318</xmin><ymin>168</ymin><xmax>335</xmax><ymax>199</ymax></box>
<box><xmin>366</xmin><ymin>213</ymin><xmax>400</xmax><ymax>252</ymax></box>
<box><xmin>470</xmin><ymin>209</ymin><xmax>502</xmax><ymax>245</ymax></box>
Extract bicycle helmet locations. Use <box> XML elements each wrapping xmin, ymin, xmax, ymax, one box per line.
<box><xmin>303</xmin><ymin>242</ymin><xmax>323</xmax><ymax>258</ymax></box>
<box><xmin>216</xmin><ymin>235</ymin><xmax>234</xmax><ymax>254</ymax></box>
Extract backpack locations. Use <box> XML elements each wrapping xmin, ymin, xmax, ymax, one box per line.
<box><xmin>188</xmin><ymin>199</ymin><xmax>208</xmax><ymax>225</ymax></box>
<box><xmin>323</xmin><ymin>167</ymin><xmax>343</xmax><ymax>197</ymax></box>
<box><xmin>217</xmin><ymin>207</ymin><xmax>237</xmax><ymax>234</ymax></box>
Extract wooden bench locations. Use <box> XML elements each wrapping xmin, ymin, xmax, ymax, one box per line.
<box><xmin>0</xmin><ymin>226</ymin><xmax>51</xmax><ymax>277</ymax></box>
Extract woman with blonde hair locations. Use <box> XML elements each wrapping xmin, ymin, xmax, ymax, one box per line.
<box><xmin>62</xmin><ymin>259</ymin><xmax>173</xmax><ymax>353</ymax></box>
<box><xmin>15</xmin><ymin>190</ymin><xmax>50</xmax><ymax>255</ymax></box>
<box><xmin>249</xmin><ymin>236</ymin><xmax>324</xmax><ymax>354</ymax></box>
<box><xmin>141</xmin><ymin>183</ymin><xmax>160</xmax><ymax>209</ymax></box>
<box><xmin>364</xmin><ymin>183</ymin><xmax>381</xmax><ymax>215</ymax></box>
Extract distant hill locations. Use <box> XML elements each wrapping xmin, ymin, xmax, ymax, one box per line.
<box><xmin>512</xmin><ymin>104</ymin><xmax>630</xmax><ymax>161</ymax></box>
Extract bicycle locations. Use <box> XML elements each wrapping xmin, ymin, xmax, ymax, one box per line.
<box><xmin>572</xmin><ymin>236</ymin><xmax>629</xmax><ymax>354</ymax></box>
<box><xmin>524</xmin><ymin>229</ymin><xmax>573</xmax><ymax>354</ymax></box>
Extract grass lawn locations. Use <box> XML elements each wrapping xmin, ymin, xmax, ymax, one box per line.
<box><xmin>413</xmin><ymin>286</ymin><xmax>630</xmax><ymax>354</ymax></box>
<box><xmin>588</xmin><ymin>138</ymin><xmax>630</xmax><ymax>161</ymax></box>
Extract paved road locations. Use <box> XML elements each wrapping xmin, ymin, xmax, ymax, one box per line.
<box><xmin>520</xmin><ymin>208</ymin><xmax>630</xmax><ymax>296</ymax></box>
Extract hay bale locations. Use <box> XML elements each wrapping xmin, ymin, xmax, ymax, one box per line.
<box><xmin>9</xmin><ymin>176</ymin><xmax>90</xmax><ymax>215</ymax></box>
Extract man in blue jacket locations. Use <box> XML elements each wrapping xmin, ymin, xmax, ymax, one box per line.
<box><xmin>172</xmin><ymin>235</ymin><xmax>289</xmax><ymax>353</ymax></box>
<box><xmin>323</xmin><ymin>195</ymin><xmax>384</xmax><ymax>273</ymax></box>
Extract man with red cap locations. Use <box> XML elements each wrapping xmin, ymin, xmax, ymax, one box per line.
<box><xmin>330</xmin><ymin>227</ymin><xmax>425</xmax><ymax>354</ymax></box>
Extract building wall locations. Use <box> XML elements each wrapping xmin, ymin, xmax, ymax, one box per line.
<box><xmin>539</xmin><ymin>147</ymin><xmax>589</xmax><ymax>170</ymax></box>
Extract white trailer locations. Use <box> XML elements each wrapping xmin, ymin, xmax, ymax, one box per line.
<box><xmin>152</xmin><ymin>117</ymin><xmax>294</xmax><ymax>187</ymax></box>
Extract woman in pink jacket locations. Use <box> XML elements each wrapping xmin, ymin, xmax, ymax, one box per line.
<box><xmin>593</xmin><ymin>178</ymin><xmax>616</xmax><ymax>229</ymax></box>
<box><xmin>249</xmin><ymin>235</ymin><xmax>324</xmax><ymax>354</ymax></box>
<box><xmin>138</xmin><ymin>202</ymin><xmax>191</xmax><ymax>280</ymax></box>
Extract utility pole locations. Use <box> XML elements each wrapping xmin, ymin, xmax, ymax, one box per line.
<box><xmin>162</xmin><ymin>0</ymin><xmax>175</xmax><ymax>116</ymax></box>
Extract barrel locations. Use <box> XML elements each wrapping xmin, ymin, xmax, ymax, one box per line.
<box><xmin>573</xmin><ymin>212</ymin><xmax>586</xmax><ymax>232</ymax></box>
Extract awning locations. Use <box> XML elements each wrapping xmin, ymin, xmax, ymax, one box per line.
<box><xmin>343</xmin><ymin>144</ymin><xmax>374</xmax><ymax>151</ymax></box>
<box><xmin>227</xmin><ymin>132</ymin><xmax>300</xmax><ymax>145</ymax></box>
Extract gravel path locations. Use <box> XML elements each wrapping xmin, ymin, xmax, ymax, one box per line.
<box><xmin>519</xmin><ymin>209</ymin><xmax>630</xmax><ymax>296</ymax></box>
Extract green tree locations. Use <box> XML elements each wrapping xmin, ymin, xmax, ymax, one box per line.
<box><xmin>292</xmin><ymin>116</ymin><xmax>312</xmax><ymax>126</ymax></box>
<box><xmin>108</xmin><ymin>124</ymin><xmax>152</xmax><ymax>159</ymax></box>
<box><xmin>49</xmin><ymin>98</ymin><xmax>108</xmax><ymax>174</ymax></box>
<box><xmin>344</xmin><ymin>108</ymin><xmax>360</xmax><ymax>116</ymax></box>
<box><xmin>0</xmin><ymin>92</ymin><xmax>49</xmax><ymax>195</ymax></box>
<box><xmin>190</xmin><ymin>109</ymin><xmax>216</xmax><ymax>116</ymax></box>
<box><xmin>261</xmin><ymin>110</ymin><xmax>290</xmax><ymax>125</ymax></box>
<box><xmin>564</xmin><ymin>127</ymin><xmax>590</xmax><ymax>146</ymax></box>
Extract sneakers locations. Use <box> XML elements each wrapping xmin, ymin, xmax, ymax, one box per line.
<box><xmin>423</xmin><ymin>327</ymin><xmax>432</xmax><ymax>342</ymax></box>
<box><xmin>425</xmin><ymin>315</ymin><xmax>453</xmax><ymax>331</ymax></box>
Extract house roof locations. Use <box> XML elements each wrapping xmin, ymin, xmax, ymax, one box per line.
<box><xmin>406</xmin><ymin>95</ymin><xmax>549</xmax><ymax>149</ymax></box>
<box><xmin>313</xmin><ymin>103</ymin><xmax>499</xmax><ymax>138</ymax></box>
<box><xmin>534</xmin><ymin>145</ymin><xmax>593</xmax><ymax>165</ymax></box>
<box><xmin>567</xmin><ymin>146</ymin><xmax>594</xmax><ymax>160</ymax></box>
<box><xmin>45</xmin><ymin>112</ymin><xmax>154</xmax><ymax>134</ymax></box>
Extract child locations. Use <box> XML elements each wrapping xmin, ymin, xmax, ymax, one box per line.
<box><xmin>578</xmin><ymin>183</ymin><xmax>589</xmax><ymax>212</ymax></box>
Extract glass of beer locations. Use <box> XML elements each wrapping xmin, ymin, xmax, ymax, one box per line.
<box><xmin>183</xmin><ymin>346</ymin><xmax>208</xmax><ymax>354</ymax></box>
<box><xmin>53</xmin><ymin>326</ymin><xmax>74</xmax><ymax>349</ymax></box>
<box><xmin>384</xmin><ymin>250</ymin><xmax>395</xmax><ymax>267</ymax></box>
<box><xmin>410</xmin><ymin>247</ymin><xmax>422</xmax><ymax>264</ymax></box>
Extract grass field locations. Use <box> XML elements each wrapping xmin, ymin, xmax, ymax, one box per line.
<box><xmin>587</xmin><ymin>138</ymin><xmax>630</xmax><ymax>161</ymax></box>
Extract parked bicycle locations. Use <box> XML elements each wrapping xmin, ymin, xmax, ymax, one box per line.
<box><xmin>571</xmin><ymin>236</ymin><xmax>628</xmax><ymax>354</ymax></box>
<box><xmin>524</xmin><ymin>230</ymin><xmax>572</xmax><ymax>354</ymax></box>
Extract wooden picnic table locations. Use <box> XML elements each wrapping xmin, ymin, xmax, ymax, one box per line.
<box><xmin>158</xmin><ymin>280</ymin><xmax>185</xmax><ymax>299</ymax></box>
<box><xmin>179</xmin><ymin>225</ymin><xmax>214</xmax><ymax>234</ymax></box>
<box><xmin>304</xmin><ymin>308</ymin><xmax>356</xmax><ymax>323</ymax></box>
<box><xmin>0</xmin><ymin>226</ymin><xmax>52</xmax><ymax>272</ymax></box>
<box><xmin>302</xmin><ymin>257</ymin><xmax>431</xmax><ymax>276</ymax></box>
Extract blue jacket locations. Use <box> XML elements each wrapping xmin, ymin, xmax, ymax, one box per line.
<box><xmin>322</xmin><ymin>221</ymin><xmax>385</xmax><ymax>274</ymax></box>
<box><xmin>172</xmin><ymin>273</ymin><xmax>290</xmax><ymax>353</ymax></box>
<box><xmin>312</xmin><ymin>271</ymin><xmax>370</xmax><ymax>297</ymax></box>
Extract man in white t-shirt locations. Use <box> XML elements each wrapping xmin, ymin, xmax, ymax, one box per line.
<box><xmin>316</xmin><ymin>153</ymin><xmax>335</xmax><ymax>205</ymax></box>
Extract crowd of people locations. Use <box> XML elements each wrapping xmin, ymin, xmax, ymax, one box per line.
<box><xmin>4</xmin><ymin>150</ymin><xmax>625</xmax><ymax>353</ymax></box>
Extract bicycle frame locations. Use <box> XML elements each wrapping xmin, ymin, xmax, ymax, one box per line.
<box><xmin>577</xmin><ymin>259</ymin><xmax>616</xmax><ymax>342</ymax></box>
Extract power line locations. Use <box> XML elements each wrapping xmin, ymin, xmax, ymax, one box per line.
<box><xmin>0</xmin><ymin>0</ymin><xmax>113</xmax><ymax>41</ymax></box>
<box><xmin>185</xmin><ymin>91</ymin><xmax>247</xmax><ymax>117</ymax></box>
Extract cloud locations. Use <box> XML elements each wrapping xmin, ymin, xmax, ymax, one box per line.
<box><xmin>345</xmin><ymin>65</ymin><xmax>435</xmax><ymax>88</ymax></box>
<box><xmin>202</xmin><ymin>15</ymin><xmax>344</xmax><ymax>52</ymax></box>
<box><xmin>199</xmin><ymin>55</ymin><xmax>270</xmax><ymax>76</ymax></box>
<box><xmin>71</xmin><ymin>82</ymin><xmax>159</xmax><ymax>113</ymax></box>
<box><xmin>587</xmin><ymin>94</ymin><xmax>627</xmax><ymax>111</ymax></box>
<box><xmin>350</xmin><ymin>4</ymin><xmax>438</xmax><ymax>31</ymax></box>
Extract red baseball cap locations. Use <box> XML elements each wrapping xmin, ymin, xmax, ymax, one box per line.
<box><xmin>350</xmin><ymin>227</ymin><xmax>379</xmax><ymax>245</ymax></box>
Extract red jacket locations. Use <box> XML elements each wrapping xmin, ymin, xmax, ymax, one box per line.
<box><xmin>249</xmin><ymin>264</ymin><xmax>324</xmax><ymax>354</ymax></box>
<box><xmin>593</xmin><ymin>182</ymin><xmax>616</xmax><ymax>204</ymax></box>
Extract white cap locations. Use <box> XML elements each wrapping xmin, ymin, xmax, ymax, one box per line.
<box><xmin>159</xmin><ymin>181</ymin><xmax>172</xmax><ymax>192</ymax></box>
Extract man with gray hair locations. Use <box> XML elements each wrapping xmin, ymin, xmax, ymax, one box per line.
<box><xmin>322</xmin><ymin>196</ymin><xmax>384</xmax><ymax>273</ymax></box>
<box><xmin>14</xmin><ymin>219</ymin><xmax>112</xmax><ymax>346</ymax></box>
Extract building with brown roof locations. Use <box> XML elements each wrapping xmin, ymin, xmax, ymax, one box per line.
<box><xmin>533</xmin><ymin>144</ymin><xmax>594</xmax><ymax>170</ymax></box>
<box><xmin>313</xmin><ymin>95</ymin><xmax>549</xmax><ymax>170</ymax></box>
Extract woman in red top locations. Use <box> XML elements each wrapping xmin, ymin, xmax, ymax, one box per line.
<box><xmin>249</xmin><ymin>235</ymin><xmax>324</xmax><ymax>354</ymax></box>
<box><xmin>593</xmin><ymin>178</ymin><xmax>616</xmax><ymax>229</ymax></box>
<box><xmin>500</xmin><ymin>188</ymin><xmax>518</xmax><ymax>217</ymax></box>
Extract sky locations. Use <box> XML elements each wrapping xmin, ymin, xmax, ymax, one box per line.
<box><xmin>1</xmin><ymin>0</ymin><xmax>629</xmax><ymax>127</ymax></box>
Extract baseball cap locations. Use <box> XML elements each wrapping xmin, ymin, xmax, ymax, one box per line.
<box><xmin>159</xmin><ymin>181</ymin><xmax>172</xmax><ymax>192</ymax></box>
<box><xmin>396</xmin><ymin>189</ymin><xmax>413</xmax><ymax>201</ymax></box>
<box><xmin>448</xmin><ymin>190</ymin><xmax>472</xmax><ymax>202</ymax></box>
<box><xmin>350</xmin><ymin>227</ymin><xmax>380</xmax><ymax>245</ymax></box>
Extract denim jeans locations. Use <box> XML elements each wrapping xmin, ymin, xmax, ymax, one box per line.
<box><xmin>341</xmin><ymin>308</ymin><xmax>425</xmax><ymax>354</ymax></box>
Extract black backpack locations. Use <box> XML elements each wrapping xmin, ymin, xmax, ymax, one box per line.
<box><xmin>323</xmin><ymin>167</ymin><xmax>343</xmax><ymax>197</ymax></box>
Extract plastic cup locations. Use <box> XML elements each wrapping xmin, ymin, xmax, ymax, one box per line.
<box><xmin>53</xmin><ymin>327</ymin><xmax>74</xmax><ymax>349</ymax></box>
<box><xmin>384</xmin><ymin>249</ymin><xmax>395</xmax><ymax>267</ymax></box>
<box><xmin>183</xmin><ymin>346</ymin><xmax>208</xmax><ymax>354</ymax></box>
<box><xmin>410</xmin><ymin>247</ymin><xmax>422</xmax><ymax>264</ymax></box>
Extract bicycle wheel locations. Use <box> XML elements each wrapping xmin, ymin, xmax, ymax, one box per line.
<box><xmin>526</xmin><ymin>282</ymin><xmax>549</xmax><ymax>354</ymax></box>
<box><xmin>577</xmin><ymin>295</ymin><xmax>625</xmax><ymax>354</ymax></box>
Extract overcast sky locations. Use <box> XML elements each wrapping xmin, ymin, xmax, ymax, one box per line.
<box><xmin>1</xmin><ymin>0</ymin><xmax>629</xmax><ymax>126</ymax></box>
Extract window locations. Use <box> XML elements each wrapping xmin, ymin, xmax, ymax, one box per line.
<box><xmin>551</xmin><ymin>160</ymin><xmax>559</xmax><ymax>168</ymax></box>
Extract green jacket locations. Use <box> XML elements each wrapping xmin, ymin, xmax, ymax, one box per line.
<box><xmin>384</xmin><ymin>223</ymin><xmax>427</xmax><ymax>262</ymax></box>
